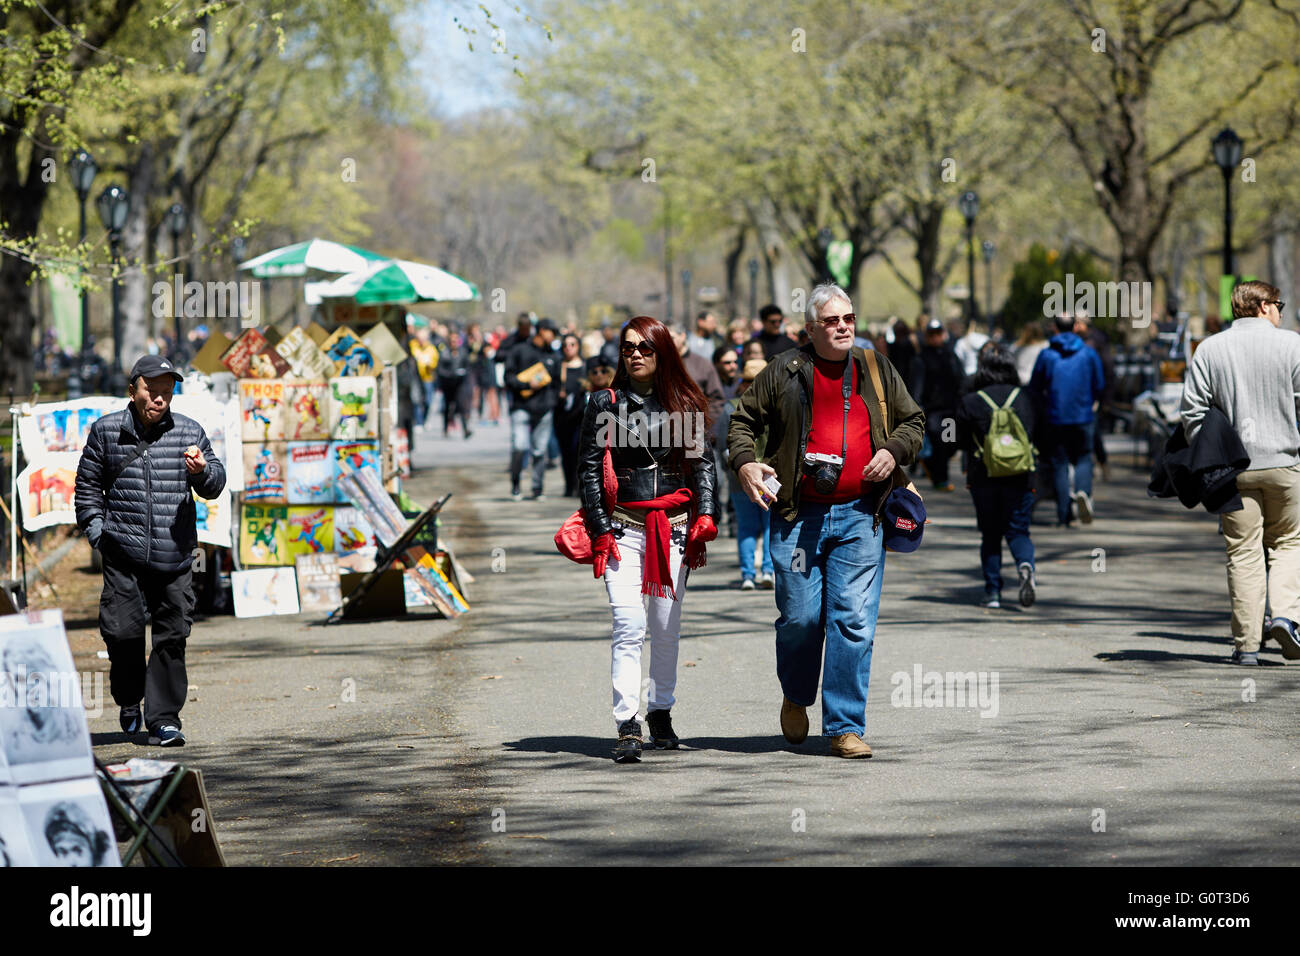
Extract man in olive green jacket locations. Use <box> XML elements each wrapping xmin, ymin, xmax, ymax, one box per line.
<box><xmin>727</xmin><ymin>283</ymin><xmax>924</xmax><ymax>758</ymax></box>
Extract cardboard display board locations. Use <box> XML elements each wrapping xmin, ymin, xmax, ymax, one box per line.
<box><xmin>242</xmin><ymin>442</ymin><xmax>287</xmax><ymax>503</ymax></box>
<box><xmin>328</xmin><ymin>376</ymin><xmax>377</xmax><ymax>439</ymax></box>
<box><xmin>276</xmin><ymin>328</ymin><xmax>335</xmax><ymax>381</ymax></box>
<box><xmin>286</xmin><ymin>441</ymin><xmax>333</xmax><ymax>503</ymax></box>
<box><xmin>240</xmin><ymin>379</ymin><xmax>287</xmax><ymax>442</ymax></box>
<box><xmin>240</xmin><ymin>505</ymin><xmax>289</xmax><ymax>566</ymax></box>
<box><xmin>16</xmin><ymin>454</ymin><xmax>81</xmax><ymax>532</ymax></box>
<box><xmin>296</xmin><ymin>553</ymin><xmax>342</xmax><ymax>613</ymax></box>
<box><xmin>285</xmin><ymin>506</ymin><xmax>334</xmax><ymax>560</ymax></box>
<box><xmin>221</xmin><ymin>328</ymin><xmax>268</xmax><ymax>377</ymax></box>
<box><xmin>18</xmin><ymin>777</ymin><xmax>120</xmax><ymax>867</ymax></box>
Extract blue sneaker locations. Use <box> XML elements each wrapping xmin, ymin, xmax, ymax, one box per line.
<box><xmin>148</xmin><ymin>725</ymin><xmax>186</xmax><ymax>746</ymax></box>
<box><xmin>119</xmin><ymin>705</ymin><xmax>142</xmax><ymax>734</ymax></box>
<box><xmin>1267</xmin><ymin>617</ymin><xmax>1300</xmax><ymax>660</ymax></box>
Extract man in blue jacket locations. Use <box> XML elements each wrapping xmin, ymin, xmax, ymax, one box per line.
<box><xmin>1030</xmin><ymin>314</ymin><xmax>1105</xmax><ymax>525</ymax></box>
<box><xmin>74</xmin><ymin>355</ymin><xmax>226</xmax><ymax>746</ymax></box>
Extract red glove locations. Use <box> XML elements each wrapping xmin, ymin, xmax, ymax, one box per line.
<box><xmin>593</xmin><ymin>532</ymin><xmax>620</xmax><ymax>578</ymax></box>
<box><xmin>685</xmin><ymin>515</ymin><xmax>717</xmax><ymax>570</ymax></box>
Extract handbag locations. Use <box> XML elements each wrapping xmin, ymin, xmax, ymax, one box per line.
<box><xmin>864</xmin><ymin>350</ymin><xmax>926</xmax><ymax>552</ymax></box>
<box><xmin>555</xmin><ymin>389</ymin><xmax>618</xmax><ymax>563</ymax></box>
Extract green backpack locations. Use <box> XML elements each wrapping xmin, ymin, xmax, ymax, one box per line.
<box><xmin>976</xmin><ymin>388</ymin><xmax>1035</xmax><ymax>477</ymax></box>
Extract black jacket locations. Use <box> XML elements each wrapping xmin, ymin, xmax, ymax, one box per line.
<box><xmin>955</xmin><ymin>383</ymin><xmax>1044</xmax><ymax>486</ymax></box>
<box><xmin>578</xmin><ymin>386</ymin><xmax>717</xmax><ymax>538</ymax></box>
<box><xmin>911</xmin><ymin>344</ymin><xmax>965</xmax><ymax>414</ymax></box>
<box><xmin>1148</xmin><ymin>406</ymin><xmax>1249</xmax><ymax>513</ymax></box>
<box><xmin>503</xmin><ymin>338</ymin><xmax>560</xmax><ymax>417</ymax></box>
<box><xmin>75</xmin><ymin>404</ymin><xmax>227</xmax><ymax>571</ymax></box>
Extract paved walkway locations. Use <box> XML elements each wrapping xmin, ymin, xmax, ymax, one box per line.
<box><xmin>82</xmin><ymin>420</ymin><xmax>1298</xmax><ymax>864</ymax></box>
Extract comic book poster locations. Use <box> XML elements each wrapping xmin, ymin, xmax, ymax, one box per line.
<box><xmin>240</xmin><ymin>379</ymin><xmax>286</xmax><ymax>442</ymax></box>
<box><xmin>283</xmin><ymin>382</ymin><xmax>329</xmax><ymax>441</ymax></box>
<box><xmin>333</xmin><ymin>505</ymin><xmax>378</xmax><ymax>556</ymax></box>
<box><xmin>242</xmin><ymin>442</ymin><xmax>287</xmax><ymax>503</ymax></box>
<box><xmin>18</xmin><ymin>398</ymin><xmax>118</xmax><ymax>458</ymax></box>
<box><xmin>16</xmin><ymin>454</ymin><xmax>81</xmax><ymax>531</ymax></box>
<box><xmin>321</xmin><ymin>327</ymin><xmax>376</xmax><ymax>376</ymax></box>
<box><xmin>276</xmin><ymin>327</ymin><xmax>336</xmax><ymax>381</ymax></box>
<box><xmin>284</xmin><ymin>506</ymin><xmax>334</xmax><ymax>561</ymax></box>
<box><xmin>296</xmin><ymin>553</ymin><xmax>342</xmax><ymax>614</ymax></box>
<box><xmin>286</xmin><ymin>440</ymin><xmax>333</xmax><ymax>504</ymax></box>
<box><xmin>248</xmin><ymin>346</ymin><xmax>291</xmax><ymax>379</ymax></box>
<box><xmin>328</xmin><ymin>376</ymin><xmax>377</xmax><ymax>440</ymax></box>
<box><xmin>194</xmin><ymin>487</ymin><xmax>233</xmax><ymax>549</ymax></box>
<box><xmin>331</xmin><ymin>440</ymin><xmax>379</xmax><ymax>500</ymax></box>
<box><xmin>239</xmin><ymin>504</ymin><xmax>289</xmax><ymax>566</ymax></box>
<box><xmin>220</xmin><ymin>328</ymin><xmax>268</xmax><ymax>377</ymax></box>
<box><xmin>231</xmin><ymin>568</ymin><xmax>300</xmax><ymax>618</ymax></box>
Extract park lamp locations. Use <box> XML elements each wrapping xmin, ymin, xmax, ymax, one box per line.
<box><xmin>959</xmin><ymin>190</ymin><xmax>979</xmax><ymax>226</ymax></box>
<box><xmin>166</xmin><ymin>202</ymin><xmax>188</xmax><ymax>242</ymax></box>
<box><xmin>70</xmin><ymin>150</ymin><xmax>98</xmax><ymax>201</ymax></box>
<box><xmin>96</xmin><ymin>185</ymin><xmax>129</xmax><ymax>238</ymax></box>
<box><xmin>1212</xmin><ymin>127</ymin><xmax>1243</xmax><ymax>174</ymax></box>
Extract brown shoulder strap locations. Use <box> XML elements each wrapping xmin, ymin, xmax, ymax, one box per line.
<box><xmin>865</xmin><ymin>349</ymin><xmax>890</xmax><ymax>438</ymax></box>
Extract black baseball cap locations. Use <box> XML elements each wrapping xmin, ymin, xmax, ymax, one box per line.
<box><xmin>925</xmin><ymin>319</ymin><xmax>944</xmax><ymax>333</ymax></box>
<box><xmin>129</xmin><ymin>355</ymin><xmax>184</xmax><ymax>384</ymax></box>
<box><xmin>536</xmin><ymin>317</ymin><xmax>560</xmax><ymax>334</ymax></box>
<box><xmin>586</xmin><ymin>356</ymin><xmax>614</xmax><ymax>373</ymax></box>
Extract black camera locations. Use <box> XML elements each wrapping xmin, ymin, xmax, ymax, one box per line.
<box><xmin>803</xmin><ymin>452</ymin><xmax>844</xmax><ymax>495</ymax></box>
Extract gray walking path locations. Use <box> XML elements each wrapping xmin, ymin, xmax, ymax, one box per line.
<box><xmin>86</xmin><ymin>421</ymin><xmax>1298</xmax><ymax>865</ymax></box>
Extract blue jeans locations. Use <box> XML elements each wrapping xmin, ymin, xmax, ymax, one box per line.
<box><xmin>731</xmin><ymin>490</ymin><xmax>773</xmax><ymax>580</ymax></box>
<box><xmin>1048</xmin><ymin>421</ymin><xmax>1094</xmax><ymax>524</ymax></box>
<box><xmin>768</xmin><ymin>497</ymin><xmax>885</xmax><ymax>737</ymax></box>
<box><xmin>510</xmin><ymin>409</ymin><xmax>553</xmax><ymax>494</ymax></box>
<box><xmin>969</xmin><ymin>482</ymin><xmax>1035</xmax><ymax>593</ymax></box>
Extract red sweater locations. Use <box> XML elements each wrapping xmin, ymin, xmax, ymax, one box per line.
<box><xmin>800</xmin><ymin>354</ymin><xmax>874</xmax><ymax>503</ymax></box>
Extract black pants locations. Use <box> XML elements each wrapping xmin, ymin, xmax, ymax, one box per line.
<box><xmin>439</xmin><ymin>377</ymin><xmax>471</xmax><ymax>434</ymax></box>
<box><xmin>924</xmin><ymin>415</ymin><xmax>959</xmax><ymax>485</ymax></box>
<box><xmin>99</xmin><ymin>555</ymin><xmax>194</xmax><ymax>732</ymax></box>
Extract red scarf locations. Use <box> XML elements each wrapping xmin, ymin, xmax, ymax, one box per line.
<box><xmin>618</xmin><ymin>488</ymin><xmax>693</xmax><ymax>600</ymax></box>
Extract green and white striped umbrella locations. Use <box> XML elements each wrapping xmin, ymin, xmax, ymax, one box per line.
<box><xmin>305</xmin><ymin>258</ymin><xmax>480</xmax><ymax>305</ymax></box>
<box><xmin>238</xmin><ymin>239</ymin><xmax>389</xmax><ymax>279</ymax></box>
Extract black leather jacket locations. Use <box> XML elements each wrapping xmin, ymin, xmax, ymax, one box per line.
<box><xmin>578</xmin><ymin>387</ymin><xmax>717</xmax><ymax>538</ymax></box>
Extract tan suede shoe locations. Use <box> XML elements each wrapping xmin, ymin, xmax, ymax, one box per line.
<box><xmin>780</xmin><ymin>697</ymin><xmax>808</xmax><ymax>744</ymax></box>
<box><xmin>830</xmin><ymin>733</ymin><xmax>873</xmax><ymax>758</ymax></box>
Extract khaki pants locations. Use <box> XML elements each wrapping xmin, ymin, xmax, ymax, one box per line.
<box><xmin>1219</xmin><ymin>464</ymin><xmax>1300</xmax><ymax>651</ymax></box>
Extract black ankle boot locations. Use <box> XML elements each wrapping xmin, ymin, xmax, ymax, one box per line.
<box><xmin>646</xmin><ymin>709</ymin><xmax>679</xmax><ymax>750</ymax></box>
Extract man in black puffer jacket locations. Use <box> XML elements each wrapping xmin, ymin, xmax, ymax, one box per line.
<box><xmin>75</xmin><ymin>355</ymin><xmax>226</xmax><ymax>747</ymax></box>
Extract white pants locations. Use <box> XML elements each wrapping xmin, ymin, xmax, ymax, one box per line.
<box><xmin>604</xmin><ymin>524</ymin><xmax>689</xmax><ymax>726</ymax></box>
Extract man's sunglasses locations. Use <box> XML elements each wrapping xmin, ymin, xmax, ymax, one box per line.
<box><xmin>817</xmin><ymin>312</ymin><xmax>856</xmax><ymax>329</ymax></box>
<box><xmin>621</xmin><ymin>342</ymin><xmax>656</xmax><ymax>357</ymax></box>
<box><xmin>1268</xmin><ymin>299</ymin><xmax>1287</xmax><ymax>311</ymax></box>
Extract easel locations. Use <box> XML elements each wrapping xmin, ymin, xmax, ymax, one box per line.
<box><xmin>324</xmin><ymin>492</ymin><xmax>451</xmax><ymax>624</ymax></box>
<box><xmin>95</xmin><ymin>757</ymin><xmax>187</xmax><ymax>867</ymax></box>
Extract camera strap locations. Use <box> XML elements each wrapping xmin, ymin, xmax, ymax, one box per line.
<box><xmin>840</xmin><ymin>357</ymin><xmax>852</xmax><ymax>465</ymax></box>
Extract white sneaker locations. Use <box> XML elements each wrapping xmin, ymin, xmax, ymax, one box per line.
<box><xmin>1073</xmin><ymin>491</ymin><xmax>1094</xmax><ymax>524</ymax></box>
<box><xmin>740</xmin><ymin>577</ymin><xmax>756</xmax><ymax>591</ymax></box>
<box><xmin>758</xmin><ymin>572</ymin><xmax>775</xmax><ymax>589</ymax></box>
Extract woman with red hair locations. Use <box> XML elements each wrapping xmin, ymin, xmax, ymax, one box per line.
<box><xmin>577</xmin><ymin>316</ymin><xmax>718</xmax><ymax>763</ymax></box>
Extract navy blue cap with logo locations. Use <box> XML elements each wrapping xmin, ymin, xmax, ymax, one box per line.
<box><xmin>881</xmin><ymin>485</ymin><xmax>926</xmax><ymax>553</ymax></box>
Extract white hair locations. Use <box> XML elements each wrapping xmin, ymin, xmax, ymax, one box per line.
<box><xmin>806</xmin><ymin>283</ymin><xmax>853</xmax><ymax>325</ymax></box>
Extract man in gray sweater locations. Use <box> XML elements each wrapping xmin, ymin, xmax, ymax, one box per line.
<box><xmin>1181</xmin><ymin>280</ymin><xmax>1300</xmax><ymax>664</ymax></box>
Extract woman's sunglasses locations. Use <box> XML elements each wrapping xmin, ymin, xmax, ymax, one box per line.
<box><xmin>621</xmin><ymin>342</ymin><xmax>656</xmax><ymax>357</ymax></box>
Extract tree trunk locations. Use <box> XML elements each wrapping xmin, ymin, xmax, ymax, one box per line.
<box><xmin>722</xmin><ymin>224</ymin><xmax>746</xmax><ymax>318</ymax></box>
<box><xmin>120</xmin><ymin>144</ymin><xmax>156</xmax><ymax>373</ymax></box>
<box><xmin>1270</xmin><ymin>215</ymin><xmax>1295</xmax><ymax>330</ymax></box>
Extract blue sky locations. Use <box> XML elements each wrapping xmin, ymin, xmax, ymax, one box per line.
<box><xmin>409</xmin><ymin>2</ymin><xmax>551</xmax><ymax>117</ymax></box>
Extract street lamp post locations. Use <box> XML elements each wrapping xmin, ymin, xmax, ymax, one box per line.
<box><xmin>231</xmin><ymin>236</ymin><xmax>247</xmax><ymax>335</ymax></box>
<box><xmin>681</xmin><ymin>268</ymin><xmax>692</xmax><ymax>327</ymax></box>
<box><xmin>816</xmin><ymin>227</ymin><xmax>832</xmax><ymax>284</ymax></box>
<box><xmin>96</xmin><ymin>185</ymin><xmax>129</xmax><ymax>391</ymax></box>
<box><xmin>958</xmin><ymin>191</ymin><xmax>979</xmax><ymax>326</ymax></box>
<box><xmin>981</xmin><ymin>239</ymin><xmax>995</xmax><ymax>333</ymax></box>
<box><xmin>165</xmin><ymin>202</ymin><xmax>188</xmax><ymax>354</ymax></box>
<box><xmin>1212</xmin><ymin>127</ymin><xmax>1243</xmax><ymax>282</ymax></box>
<box><xmin>67</xmin><ymin>149</ymin><xmax>98</xmax><ymax>399</ymax></box>
<box><xmin>747</xmin><ymin>257</ymin><xmax>759</xmax><ymax>320</ymax></box>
